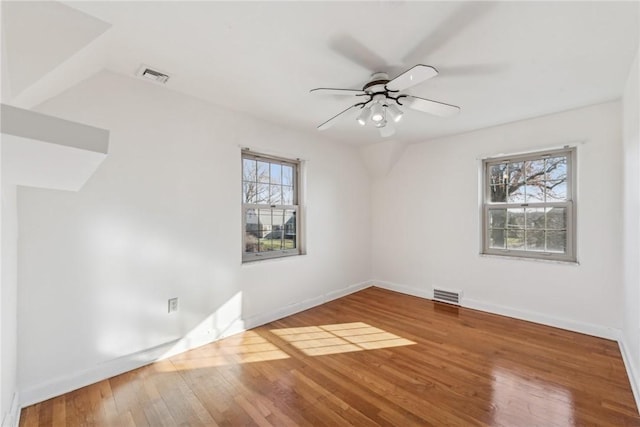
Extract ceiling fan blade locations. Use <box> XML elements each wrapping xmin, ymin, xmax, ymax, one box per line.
<box><xmin>386</xmin><ymin>65</ymin><xmax>438</xmax><ymax>91</ymax></box>
<box><xmin>329</xmin><ymin>34</ymin><xmax>388</xmax><ymax>72</ymax></box>
<box><xmin>402</xmin><ymin>3</ymin><xmax>496</xmax><ymax>65</ymax></box>
<box><xmin>310</xmin><ymin>88</ymin><xmax>366</xmax><ymax>96</ymax></box>
<box><xmin>404</xmin><ymin>96</ymin><xmax>460</xmax><ymax>117</ymax></box>
<box><xmin>317</xmin><ymin>105</ymin><xmax>360</xmax><ymax>131</ymax></box>
<box><xmin>379</xmin><ymin>122</ymin><xmax>396</xmax><ymax>138</ymax></box>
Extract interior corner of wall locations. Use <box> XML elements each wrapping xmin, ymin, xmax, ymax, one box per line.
<box><xmin>360</xmin><ymin>139</ymin><xmax>408</xmax><ymax>179</ymax></box>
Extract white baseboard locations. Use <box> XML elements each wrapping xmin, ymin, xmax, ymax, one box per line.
<box><xmin>617</xmin><ymin>333</ymin><xmax>640</xmax><ymax>414</ymax></box>
<box><xmin>19</xmin><ymin>280</ymin><xmax>374</xmax><ymax>408</ymax></box>
<box><xmin>1</xmin><ymin>392</ymin><xmax>20</xmax><ymax>427</ymax></box>
<box><xmin>374</xmin><ymin>281</ymin><xmax>618</xmax><ymax>341</ymax></box>
<box><xmin>463</xmin><ymin>298</ymin><xmax>619</xmax><ymax>341</ymax></box>
<box><xmin>19</xmin><ymin>338</ymin><xmax>181</xmax><ymax>408</ymax></box>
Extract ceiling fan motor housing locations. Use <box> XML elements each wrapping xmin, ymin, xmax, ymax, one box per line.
<box><xmin>362</xmin><ymin>72</ymin><xmax>390</xmax><ymax>93</ymax></box>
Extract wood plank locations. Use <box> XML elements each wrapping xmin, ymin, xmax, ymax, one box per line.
<box><xmin>19</xmin><ymin>287</ymin><xmax>640</xmax><ymax>426</ymax></box>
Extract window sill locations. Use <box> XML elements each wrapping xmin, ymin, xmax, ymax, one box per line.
<box><xmin>242</xmin><ymin>251</ymin><xmax>305</xmax><ymax>265</ymax></box>
<box><xmin>479</xmin><ymin>252</ymin><xmax>579</xmax><ymax>266</ymax></box>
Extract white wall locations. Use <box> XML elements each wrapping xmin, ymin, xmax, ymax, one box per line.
<box><xmin>372</xmin><ymin>101</ymin><xmax>624</xmax><ymax>336</ymax></box>
<box><xmin>622</xmin><ymin>49</ymin><xmax>640</xmax><ymax>398</ymax></box>
<box><xmin>1</xmin><ymin>156</ymin><xmax>18</xmax><ymax>427</ymax></box>
<box><xmin>0</xmin><ymin>182</ymin><xmax>21</xmax><ymax>427</ymax></box>
<box><xmin>17</xmin><ymin>70</ymin><xmax>371</xmax><ymax>404</ymax></box>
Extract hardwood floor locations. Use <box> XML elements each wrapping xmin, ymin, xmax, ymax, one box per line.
<box><xmin>20</xmin><ymin>287</ymin><xmax>640</xmax><ymax>426</ymax></box>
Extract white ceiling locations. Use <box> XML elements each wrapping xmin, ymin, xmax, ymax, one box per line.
<box><xmin>2</xmin><ymin>1</ymin><xmax>638</xmax><ymax>146</ymax></box>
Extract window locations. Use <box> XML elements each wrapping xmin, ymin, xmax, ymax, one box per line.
<box><xmin>242</xmin><ymin>150</ymin><xmax>300</xmax><ymax>262</ymax></box>
<box><xmin>482</xmin><ymin>147</ymin><xmax>576</xmax><ymax>262</ymax></box>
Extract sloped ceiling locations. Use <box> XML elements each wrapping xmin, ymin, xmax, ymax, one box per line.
<box><xmin>2</xmin><ymin>1</ymin><xmax>638</xmax><ymax>146</ymax></box>
<box><xmin>1</xmin><ymin>1</ymin><xmax>110</xmax><ymax>101</ymax></box>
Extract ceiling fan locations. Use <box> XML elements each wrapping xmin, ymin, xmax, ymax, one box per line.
<box><xmin>311</xmin><ymin>65</ymin><xmax>460</xmax><ymax>137</ymax></box>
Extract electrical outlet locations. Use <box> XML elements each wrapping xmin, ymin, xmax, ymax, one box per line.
<box><xmin>168</xmin><ymin>297</ymin><xmax>178</xmax><ymax>313</ymax></box>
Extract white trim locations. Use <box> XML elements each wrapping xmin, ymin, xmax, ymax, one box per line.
<box><xmin>617</xmin><ymin>333</ymin><xmax>640</xmax><ymax>414</ymax></box>
<box><xmin>19</xmin><ymin>339</ymin><xmax>180</xmax><ymax>408</ymax></box>
<box><xmin>477</xmin><ymin>141</ymin><xmax>585</xmax><ymax>161</ymax></box>
<box><xmin>1</xmin><ymin>392</ymin><xmax>20</xmax><ymax>427</ymax></box>
<box><xmin>463</xmin><ymin>297</ymin><xmax>618</xmax><ymax>341</ymax></box>
<box><xmin>374</xmin><ymin>281</ymin><xmax>617</xmax><ymax>340</ymax></box>
<box><xmin>18</xmin><ymin>280</ymin><xmax>374</xmax><ymax>407</ymax></box>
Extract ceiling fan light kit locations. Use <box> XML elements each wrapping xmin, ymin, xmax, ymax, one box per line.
<box><xmin>370</xmin><ymin>102</ymin><xmax>385</xmax><ymax>123</ymax></box>
<box><xmin>387</xmin><ymin>104</ymin><xmax>403</xmax><ymax>123</ymax></box>
<box><xmin>311</xmin><ymin>64</ymin><xmax>461</xmax><ymax>137</ymax></box>
<box><xmin>356</xmin><ymin>106</ymin><xmax>372</xmax><ymax>125</ymax></box>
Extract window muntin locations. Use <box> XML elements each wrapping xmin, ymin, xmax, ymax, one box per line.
<box><xmin>242</xmin><ymin>151</ymin><xmax>299</xmax><ymax>262</ymax></box>
<box><xmin>483</xmin><ymin>148</ymin><xmax>575</xmax><ymax>261</ymax></box>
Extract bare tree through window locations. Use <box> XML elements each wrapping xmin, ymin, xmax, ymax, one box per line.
<box><xmin>483</xmin><ymin>149</ymin><xmax>575</xmax><ymax>261</ymax></box>
<box><xmin>242</xmin><ymin>152</ymin><xmax>299</xmax><ymax>261</ymax></box>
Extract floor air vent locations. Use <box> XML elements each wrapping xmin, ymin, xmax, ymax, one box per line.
<box><xmin>433</xmin><ymin>288</ymin><xmax>461</xmax><ymax>305</ymax></box>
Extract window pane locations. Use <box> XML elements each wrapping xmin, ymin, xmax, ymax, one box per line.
<box><xmin>261</xmin><ymin>210</ymin><xmax>284</xmax><ymax>251</ymax></box>
<box><xmin>488</xmin><ymin>209</ymin><xmax>506</xmax><ymax>228</ymax></box>
<box><xmin>489</xmin><ymin>184</ymin><xmax>507</xmax><ymax>203</ymax></box>
<box><xmin>506</xmin><ymin>162</ymin><xmax>525</xmax><ymax>203</ymax></box>
<box><xmin>525</xmin><ymin>159</ymin><xmax>545</xmax><ymax>183</ymax></box>
<box><xmin>489</xmin><ymin>164</ymin><xmax>508</xmax><ymax>202</ymax></box>
<box><xmin>272</xmin><ymin>209</ymin><xmax>285</xmax><ymax>230</ymax></box>
<box><xmin>546</xmin><ymin>156</ymin><xmax>567</xmax><ymax>181</ymax></box>
<box><xmin>259</xmin><ymin>209</ymin><xmax>272</xmax><ymax>233</ymax></box>
<box><xmin>257</xmin><ymin>183</ymin><xmax>269</xmax><ymax>203</ymax></box>
<box><xmin>261</xmin><ymin>236</ymin><xmax>280</xmax><ymax>251</ymax></box>
<box><xmin>506</xmin><ymin>230</ymin><xmax>525</xmax><ymax>250</ymax></box>
<box><xmin>508</xmin><ymin>162</ymin><xmax>524</xmax><ymax>185</ymax></box>
<box><xmin>546</xmin><ymin>180</ymin><xmax>567</xmax><ymax>202</ymax></box>
<box><xmin>547</xmin><ymin>231</ymin><xmax>566</xmax><ymax>253</ymax></box>
<box><xmin>245</xmin><ymin>209</ymin><xmax>260</xmax><ymax>252</ymax></box>
<box><xmin>526</xmin><ymin>230</ymin><xmax>545</xmax><ymax>251</ymax></box>
<box><xmin>257</xmin><ymin>161</ymin><xmax>270</xmax><ymax>183</ymax></box>
<box><xmin>282</xmin><ymin>165</ymin><xmax>293</xmax><ymax>186</ymax></box>
<box><xmin>525</xmin><ymin>208</ymin><xmax>545</xmax><ymax>229</ymax></box>
<box><xmin>245</xmin><ymin>209</ymin><xmax>259</xmax><ymax>233</ymax></box>
<box><xmin>524</xmin><ymin>184</ymin><xmax>544</xmax><ymax>202</ymax></box>
<box><xmin>507</xmin><ymin>187</ymin><xmax>525</xmax><ymax>203</ymax></box>
<box><xmin>546</xmin><ymin>207</ymin><xmax>566</xmax><ymax>229</ymax></box>
<box><xmin>284</xmin><ymin>210</ymin><xmax>296</xmax><ymax>249</ymax></box>
<box><xmin>270</xmin><ymin>163</ymin><xmax>282</xmax><ymax>184</ymax></box>
<box><xmin>243</xmin><ymin>159</ymin><xmax>257</xmax><ymax>182</ymax></box>
<box><xmin>269</xmin><ymin>185</ymin><xmax>282</xmax><ymax>205</ymax></box>
<box><xmin>282</xmin><ymin>186</ymin><xmax>293</xmax><ymax>205</ymax></box>
<box><xmin>245</xmin><ymin>232</ymin><xmax>259</xmax><ymax>252</ymax></box>
<box><xmin>489</xmin><ymin>229</ymin><xmax>506</xmax><ymax>249</ymax></box>
<box><xmin>507</xmin><ymin>208</ymin><xmax>525</xmax><ymax>229</ymax></box>
<box><xmin>243</xmin><ymin>182</ymin><xmax>257</xmax><ymax>203</ymax></box>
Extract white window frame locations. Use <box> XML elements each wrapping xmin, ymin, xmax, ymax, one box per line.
<box><xmin>242</xmin><ymin>150</ymin><xmax>301</xmax><ymax>262</ymax></box>
<box><xmin>482</xmin><ymin>147</ymin><xmax>576</xmax><ymax>262</ymax></box>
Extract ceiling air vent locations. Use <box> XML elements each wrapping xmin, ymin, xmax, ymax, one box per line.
<box><xmin>136</xmin><ymin>65</ymin><xmax>170</xmax><ymax>84</ymax></box>
<box><xmin>433</xmin><ymin>287</ymin><xmax>462</xmax><ymax>306</ymax></box>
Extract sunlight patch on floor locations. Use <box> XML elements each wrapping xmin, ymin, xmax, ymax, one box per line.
<box><xmin>169</xmin><ymin>331</ymin><xmax>289</xmax><ymax>370</ymax></box>
<box><xmin>271</xmin><ymin>322</ymin><xmax>416</xmax><ymax>356</ymax></box>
